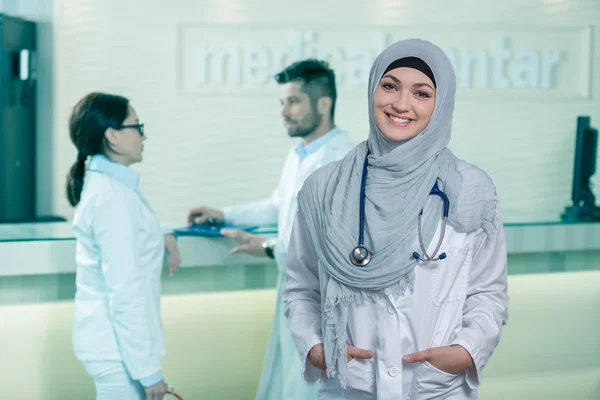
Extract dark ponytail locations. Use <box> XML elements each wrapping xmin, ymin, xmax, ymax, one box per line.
<box><xmin>66</xmin><ymin>159</ymin><xmax>86</xmax><ymax>206</ymax></box>
<box><xmin>65</xmin><ymin>92</ymin><xmax>129</xmax><ymax>207</ymax></box>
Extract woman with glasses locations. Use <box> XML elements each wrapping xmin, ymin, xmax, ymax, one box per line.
<box><xmin>66</xmin><ymin>92</ymin><xmax>181</xmax><ymax>400</ymax></box>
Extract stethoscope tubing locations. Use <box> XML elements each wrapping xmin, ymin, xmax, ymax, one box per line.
<box><xmin>350</xmin><ymin>150</ymin><xmax>449</xmax><ymax>266</ymax></box>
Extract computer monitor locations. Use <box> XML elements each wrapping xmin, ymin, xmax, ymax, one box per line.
<box><xmin>561</xmin><ymin>116</ymin><xmax>600</xmax><ymax>222</ymax></box>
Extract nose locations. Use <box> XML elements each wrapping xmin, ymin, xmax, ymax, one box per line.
<box><xmin>391</xmin><ymin>91</ymin><xmax>411</xmax><ymax>113</ymax></box>
<box><xmin>280</xmin><ymin>102</ymin><xmax>292</xmax><ymax>118</ymax></box>
<box><xmin>141</xmin><ymin>134</ymin><xmax>147</xmax><ymax>141</ymax></box>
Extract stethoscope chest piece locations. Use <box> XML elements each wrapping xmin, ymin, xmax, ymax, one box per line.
<box><xmin>350</xmin><ymin>245</ymin><xmax>372</xmax><ymax>267</ymax></box>
<box><xmin>349</xmin><ymin>150</ymin><xmax>450</xmax><ymax>267</ymax></box>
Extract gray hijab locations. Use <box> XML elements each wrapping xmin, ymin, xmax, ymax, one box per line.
<box><xmin>296</xmin><ymin>38</ymin><xmax>499</xmax><ymax>387</ymax></box>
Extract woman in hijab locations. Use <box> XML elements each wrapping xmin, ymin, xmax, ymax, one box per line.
<box><xmin>282</xmin><ymin>38</ymin><xmax>508</xmax><ymax>399</ymax></box>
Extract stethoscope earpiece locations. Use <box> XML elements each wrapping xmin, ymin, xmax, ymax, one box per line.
<box><xmin>413</xmin><ymin>251</ymin><xmax>447</xmax><ymax>261</ymax></box>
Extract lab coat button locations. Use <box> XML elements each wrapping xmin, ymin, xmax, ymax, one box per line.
<box><xmin>388</xmin><ymin>367</ymin><xmax>400</xmax><ymax>377</ymax></box>
<box><xmin>387</xmin><ymin>305</ymin><xmax>395</xmax><ymax>314</ymax></box>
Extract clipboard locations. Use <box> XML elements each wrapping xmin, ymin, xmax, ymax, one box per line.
<box><xmin>173</xmin><ymin>223</ymin><xmax>259</xmax><ymax>237</ymax></box>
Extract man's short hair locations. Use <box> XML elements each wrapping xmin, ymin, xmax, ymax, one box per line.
<box><xmin>274</xmin><ymin>59</ymin><xmax>337</xmax><ymax>120</ymax></box>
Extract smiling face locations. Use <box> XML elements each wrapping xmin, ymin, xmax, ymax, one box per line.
<box><xmin>373</xmin><ymin>67</ymin><xmax>436</xmax><ymax>142</ymax></box>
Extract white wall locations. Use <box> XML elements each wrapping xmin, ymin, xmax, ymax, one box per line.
<box><xmin>48</xmin><ymin>0</ymin><xmax>600</xmax><ymax>225</ymax></box>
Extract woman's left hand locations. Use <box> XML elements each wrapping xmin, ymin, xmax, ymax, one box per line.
<box><xmin>402</xmin><ymin>345</ymin><xmax>474</xmax><ymax>375</ymax></box>
<box><xmin>164</xmin><ymin>234</ymin><xmax>181</xmax><ymax>276</ymax></box>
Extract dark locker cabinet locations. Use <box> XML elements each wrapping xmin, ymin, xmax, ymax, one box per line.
<box><xmin>0</xmin><ymin>14</ymin><xmax>36</xmax><ymax>223</ymax></box>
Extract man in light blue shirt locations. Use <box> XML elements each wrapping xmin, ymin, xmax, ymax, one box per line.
<box><xmin>187</xmin><ymin>60</ymin><xmax>354</xmax><ymax>399</ymax></box>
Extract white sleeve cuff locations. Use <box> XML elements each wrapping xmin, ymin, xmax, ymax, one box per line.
<box><xmin>139</xmin><ymin>370</ymin><xmax>163</xmax><ymax>387</ymax></box>
<box><xmin>222</xmin><ymin>206</ymin><xmax>237</xmax><ymax>225</ymax></box>
<box><xmin>161</xmin><ymin>225</ymin><xmax>174</xmax><ymax>236</ymax></box>
<box><xmin>451</xmin><ymin>339</ymin><xmax>480</xmax><ymax>389</ymax></box>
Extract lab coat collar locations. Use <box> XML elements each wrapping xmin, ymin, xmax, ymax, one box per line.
<box><xmin>295</xmin><ymin>127</ymin><xmax>341</xmax><ymax>160</ymax></box>
<box><xmin>87</xmin><ymin>155</ymin><xmax>140</xmax><ymax>190</ymax></box>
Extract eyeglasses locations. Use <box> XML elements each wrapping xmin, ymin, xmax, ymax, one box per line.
<box><xmin>120</xmin><ymin>123</ymin><xmax>145</xmax><ymax>136</ymax></box>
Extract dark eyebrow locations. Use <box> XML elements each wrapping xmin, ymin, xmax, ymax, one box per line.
<box><xmin>413</xmin><ymin>82</ymin><xmax>435</xmax><ymax>90</ymax></box>
<box><xmin>381</xmin><ymin>74</ymin><xmax>435</xmax><ymax>91</ymax></box>
<box><xmin>279</xmin><ymin>95</ymin><xmax>300</xmax><ymax>104</ymax></box>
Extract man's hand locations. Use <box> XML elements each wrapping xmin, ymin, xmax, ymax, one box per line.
<box><xmin>403</xmin><ymin>345</ymin><xmax>474</xmax><ymax>375</ymax></box>
<box><xmin>186</xmin><ymin>205</ymin><xmax>224</xmax><ymax>225</ymax></box>
<box><xmin>164</xmin><ymin>234</ymin><xmax>181</xmax><ymax>276</ymax></box>
<box><xmin>220</xmin><ymin>229</ymin><xmax>268</xmax><ymax>257</ymax></box>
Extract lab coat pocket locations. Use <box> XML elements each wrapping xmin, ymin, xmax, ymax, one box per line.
<box><xmin>411</xmin><ymin>361</ymin><xmax>465</xmax><ymax>400</ymax></box>
<box><xmin>422</xmin><ymin>361</ymin><xmax>458</xmax><ymax>378</ymax></box>
<box><xmin>318</xmin><ymin>358</ymin><xmax>375</xmax><ymax>399</ymax></box>
<box><xmin>429</xmin><ymin>246</ymin><xmax>471</xmax><ymax>306</ymax></box>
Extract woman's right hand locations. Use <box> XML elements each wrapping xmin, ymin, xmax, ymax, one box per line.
<box><xmin>308</xmin><ymin>343</ymin><xmax>326</xmax><ymax>370</ymax></box>
<box><xmin>144</xmin><ymin>379</ymin><xmax>168</xmax><ymax>400</ymax></box>
<box><xmin>308</xmin><ymin>343</ymin><xmax>375</xmax><ymax>370</ymax></box>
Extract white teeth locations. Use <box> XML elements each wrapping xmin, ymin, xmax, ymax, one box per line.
<box><xmin>389</xmin><ymin>115</ymin><xmax>410</xmax><ymax>124</ymax></box>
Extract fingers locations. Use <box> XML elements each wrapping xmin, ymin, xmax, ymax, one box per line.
<box><xmin>146</xmin><ymin>389</ymin><xmax>164</xmax><ymax>400</ymax></box>
<box><xmin>346</xmin><ymin>345</ymin><xmax>374</xmax><ymax>360</ymax></box>
<box><xmin>169</xmin><ymin>258</ymin><xmax>180</xmax><ymax>276</ymax></box>
<box><xmin>193</xmin><ymin>215</ymin><xmax>208</xmax><ymax>225</ymax></box>
<box><xmin>166</xmin><ymin>241</ymin><xmax>181</xmax><ymax>276</ymax></box>
<box><xmin>221</xmin><ymin>229</ymin><xmax>246</xmax><ymax>242</ymax></box>
<box><xmin>145</xmin><ymin>380</ymin><xmax>168</xmax><ymax>400</ymax></box>
<box><xmin>186</xmin><ymin>207</ymin><xmax>203</xmax><ymax>224</ymax></box>
<box><xmin>157</xmin><ymin>387</ymin><xmax>167</xmax><ymax>400</ymax></box>
<box><xmin>187</xmin><ymin>207</ymin><xmax>213</xmax><ymax>225</ymax></box>
<box><xmin>309</xmin><ymin>344</ymin><xmax>375</xmax><ymax>369</ymax></box>
<box><xmin>317</xmin><ymin>355</ymin><xmax>326</xmax><ymax>370</ymax></box>
<box><xmin>228</xmin><ymin>245</ymin><xmax>250</xmax><ymax>255</ymax></box>
<box><xmin>187</xmin><ymin>206</ymin><xmax>225</xmax><ymax>226</ymax></box>
<box><xmin>402</xmin><ymin>348</ymin><xmax>431</xmax><ymax>363</ymax></box>
<box><xmin>222</xmin><ymin>230</ymin><xmax>254</xmax><ymax>255</ymax></box>
<box><xmin>308</xmin><ymin>343</ymin><xmax>326</xmax><ymax>370</ymax></box>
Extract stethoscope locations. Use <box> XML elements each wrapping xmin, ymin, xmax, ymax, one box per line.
<box><xmin>349</xmin><ymin>151</ymin><xmax>450</xmax><ymax>267</ymax></box>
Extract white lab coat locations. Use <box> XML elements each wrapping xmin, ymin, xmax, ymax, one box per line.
<box><xmin>72</xmin><ymin>155</ymin><xmax>168</xmax><ymax>386</ymax></box>
<box><xmin>224</xmin><ymin>128</ymin><xmax>355</xmax><ymax>399</ymax></box>
<box><xmin>283</xmin><ymin>194</ymin><xmax>508</xmax><ymax>400</ymax></box>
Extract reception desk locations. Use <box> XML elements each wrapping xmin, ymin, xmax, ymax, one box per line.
<box><xmin>1</xmin><ymin>220</ymin><xmax>600</xmax><ymax>300</ymax></box>
<box><xmin>0</xmin><ymin>221</ymin><xmax>599</xmax><ymax>399</ymax></box>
